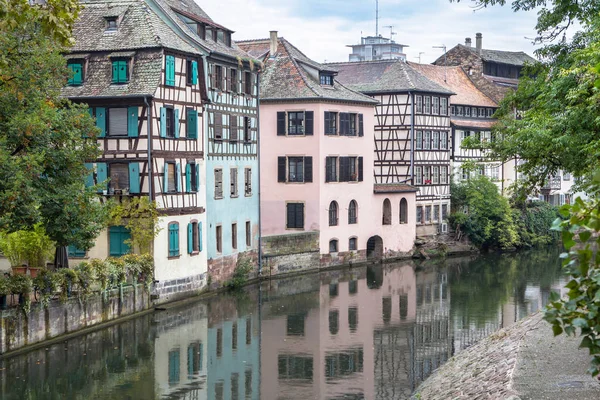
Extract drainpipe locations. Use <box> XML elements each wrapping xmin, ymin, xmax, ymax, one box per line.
<box><xmin>144</xmin><ymin>96</ymin><xmax>153</xmax><ymax>201</ymax></box>
<box><xmin>257</xmin><ymin>72</ymin><xmax>263</xmax><ymax>275</ymax></box>
<box><xmin>410</xmin><ymin>92</ymin><xmax>415</xmax><ymax>183</ymax></box>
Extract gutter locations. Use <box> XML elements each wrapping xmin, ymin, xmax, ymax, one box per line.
<box><xmin>410</xmin><ymin>91</ymin><xmax>415</xmax><ymax>183</ymax></box>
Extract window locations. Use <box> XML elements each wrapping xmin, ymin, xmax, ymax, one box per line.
<box><xmin>440</xmin><ymin>98</ymin><xmax>448</xmax><ymax>115</ymax></box>
<box><xmin>423</xmin><ymin>131</ymin><xmax>431</xmax><ymax>150</ymax></box>
<box><xmin>462</xmin><ymin>167</ymin><xmax>469</xmax><ymax>181</ymax></box>
<box><xmin>288</xmin><ymin>112</ymin><xmax>305</xmax><ymax>135</ymax></box>
<box><xmin>432</xmin><ymin>131</ymin><xmax>440</xmax><ymax>150</ymax></box>
<box><xmin>348</xmin><ymin>200</ymin><xmax>357</xmax><ymax>224</ymax></box>
<box><xmin>246</xmin><ymin>318</ymin><xmax>252</xmax><ymax>345</ymax></box>
<box><xmin>324</xmin><ymin>112</ymin><xmax>337</xmax><ymax>135</ymax></box>
<box><xmin>479</xmin><ymin>108</ymin><xmax>486</xmax><ymax>117</ymax></box>
<box><xmin>112</xmin><ymin>59</ymin><xmax>129</xmax><ymax>84</ymax></box>
<box><xmin>164</xmin><ymin>162</ymin><xmax>177</xmax><ymax>192</ymax></box>
<box><xmin>109</xmin><ymin>163</ymin><xmax>129</xmax><ymax>191</ymax></box>
<box><xmin>288</xmin><ymin>157</ymin><xmax>304</xmax><ymax>182</ymax></box>
<box><xmin>415</xmin><ymin>166</ymin><xmax>423</xmax><ymax>185</ymax></box>
<box><xmin>416</xmin><ymin>95</ymin><xmax>423</xmax><ymax>113</ymax></box>
<box><xmin>105</xmin><ymin>17</ymin><xmax>118</xmax><ymax>31</ymax></box>
<box><xmin>278</xmin><ymin>355</ymin><xmax>313</xmax><ymax>381</ymax></box>
<box><xmin>487</xmin><ymin>108</ymin><xmax>494</xmax><ymax>117</ymax></box>
<box><xmin>246</xmin><ymin>221</ymin><xmax>251</xmax><ymax>247</ymax></box>
<box><xmin>440</xmin><ymin>166</ymin><xmax>448</xmax><ymax>184</ymax></box>
<box><xmin>229</xmin><ymin>68</ymin><xmax>238</xmax><ymax>92</ymax></box>
<box><xmin>329</xmin><ymin>201</ymin><xmax>338</xmax><ymax>226</ymax></box>
<box><xmin>339</xmin><ymin>113</ymin><xmax>360</xmax><ymax>136</ymax></box>
<box><xmin>232</xmin><ymin>223</ymin><xmax>237</xmax><ymax>250</ymax></box>
<box><xmin>424</xmin><ymin>96</ymin><xmax>431</xmax><ymax>114</ymax></box>
<box><xmin>434</xmin><ymin>205</ymin><xmax>440</xmax><ymax>222</ymax></box>
<box><xmin>349</xmin><ymin>280</ymin><xmax>358</xmax><ymax>294</ymax></box>
<box><xmin>214</xmin><ymin>168</ymin><xmax>223</xmax><ymax>199</ymax></box>
<box><xmin>168</xmin><ymin>349</ymin><xmax>180</xmax><ymax>385</ymax></box>
<box><xmin>229</xmin><ymin>115</ymin><xmax>238</xmax><ymax>142</ymax></box>
<box><xmin>465</xmin><ymin>106</ymin><xmax>471</xmax><ymax>117</ymax></box>
<box><xmin>67</xmin><ymin>61</ymin><xmax>83</xmax><ymax>85</ymax></box>
<box><xmin>325</xmin><ymin>157</ymin><xmax>337</xmax><ymax>182</ymax></box>
<box><xmin>186</xmin><ymin>59</ymin><xmax>198</xmax><ymax>85</ymax></box>
<box><xmin>214</xmin><ymin>65</ymin><xmax>223</xmax><ymax>90</ymax></box>
<box><xmin>107</xmin><ymin>108</ymin><xmax>127</xmax><ymax>136</ymax></box>
<box><xmin>243</xmin><ymin>117</ymin><xmax>251</xmax><ymax>142</ymax></box>
<box><xmin>230</xmin><ymin>168</ymin><xmax>238</xmax><ymax>197</ymax></box>
<box><xmin>109</xmin><ymin>226</ymin><xmax>131</xmax><ymax>256</ymax></box>
<box><xmin>188</xmin><ymin>221</ymin><xmax>201</xmax><ymax>253</ymax></box>
<box><xmin>339</xmin><ymin>156</ymin><xmax>361</xmax><ymax>182</ymax></box>
<box><xmin>244</xmin><ymin>168</ymin><xmax>252</xmax><ymax>196</ymax></box>
<box><xmin>278</xmin><ymin>156</ymin><xmax>312</xmax><ymax>183</ymax></box>
<box><xmin>164</xmin><ymin>107</ymin><xmax>175</xmax><ymax>138</ymax></box>
<box><xmin>456</xmin><ymin>106</ymin><xmax>464</xmax><ymax>117</ymax></box>
<box><xmin>399</xmin><ymin>198</ymin><xmax>408</xmax><ymax>224</ymax></box>
<box><xmin>329</xmin><ymin>309</ymin><xmax>339</xmax><ymax>334</ymax></box>
<box><xmin>287</xmin><ymin>314</ymin><xmax>305</xmax><ymax>336</ymax></box>
<box><xmin>564</xmin><ymin>172</ymin><xmax>571</xmax><ymax>181</ymax></box>
<box><xmin>349</xmin><ymin>237</ymin><xmax>357</xmax><ymax>251</ymax></box>
<box><xmin>286</xmin><ymin>203</ymin><xmax>304</xmax><ymax>229</ymax></box>
<box><xmin>214</xmin><ymin>112</ymin><xmax>222</xmax><ymax>140</ymax></box>
<box><xmin>329</xmin><ymin>239</ymin><xmax>338</xmax><ymax>253</ymax></box>
<box><xmin>442</xmin><ymin>204</ymin><xmax>448</xmax><ymax>221</ymax></box>
<box><xmin>415</xmin><ymin>131</ymin><xmax>423</xmax><ymax>150</ymax></box>
<box><xmin>425</xmin><ymin>205</ymin><xmax>432</xmax><ymax>223</ymax></box>
<box><xmin>68</xmin><ymin>245</ymin><xmax>86</xmax><ymax>258</ymax></box>
<box><xmin>168</xmin><ymin>222</ymin><xmax>180</xmax><ymax>257</ymax></box>
<box><xmin>440</xmin><ymin>131</ymin><xmax>448</xmax><ymax>150</ymax></box>
<box><xmin>432</xmin><ymin>166</ymin><xmax>439</xmax><ymax>184</ymax></box>
<box><xmin>472</xmin><ymin>107</ymin><xmax>478</xmax><ymax>117</ymax></box>
<box><xmin>320</xmin><ymin>73</ymin><xmax>333</xmax><ymax>85</ymax></box>
<box><xmin>244</xmin><ymin>71</ymin><xmax>252</xmax><ymax>95</ymax></box>
<box><xmin>432</xmin><ymin>97</ymin><xmax>440</xmax><ymax>115</ymax></box>
<box><xmin>450</xmin><ymin>105</ymin><xmax>455</xmax><ymax>116</ymax></box>
<box><xmin>348</xmin><ymin>307</ymin><xmax>358</xmax><ymax>332</ymax></box>
<box><xmin>424</xmin><ymin>166</ymin><xmax>431</xmax><ymax>184</ymax></box>
<box><xmin>216</xmin><ymin>328</ymin><xmax>222</xmax><ymax>357</ymax></box>
<box><xmin>187</xmin><ymin>342</ymin><xmax>202</xmax><ymax>375</ymax></box>
<box><xmin>232</xmin><ymin>322</ymin><xmax>238</xmax><ymax>350</ymax></box>
<box><xmin>216</xmin><ymin>225</ymin><xmax>222</xmax><ymax>253</ymax></box>
<box><xmin>382</xmin><ymin>198</ymin><xmax>392</xmax><ymax>225</ymax></box>
<box><xmin>187</xmin><ymin>108</ymin><xmax>198</xmax><ymax>139</ymax></box>
<box><xmin>416</xmin><ymin>206</ymin><xmax>423</xmax><ymax>224</ymax></box>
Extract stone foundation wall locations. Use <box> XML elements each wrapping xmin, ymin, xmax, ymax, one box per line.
<box><xmin>208</xmin><ymin>250</ymin><xmax>258</xmax><ymax>287</ymax></box>
<box><xmin>261</xmin><ymin>232</ymin><xmax>321</xmax><ymax>277</ymax></box>
<box><xmin>0</xmin><ymin>284</ymin><xmax>150</xmax><ymax>355</ymax></box>
<box><xmin>417</xmin><ymin>224</ymin><xmax>439</xmax><ymax>237</ymax></box>
<box><xmin>154</xmin><ymin>272</ymin><xmax>207</xmax><ymax>304</ymax></box>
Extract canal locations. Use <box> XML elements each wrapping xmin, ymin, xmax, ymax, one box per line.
<box><xmin>0</xmin><ymin>247</ymin><xmax>565</xmax><ymax>399</ymax></box>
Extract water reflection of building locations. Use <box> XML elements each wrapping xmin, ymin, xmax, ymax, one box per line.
<box><xmin>207</xmin><ymin>294</ymin><xmax>260</xmax><ymax>400</ymax></box>
<box><xmin>153</xmin><ymin>304</ymin><xmax>209</xmax><ymax>399</ymax></box>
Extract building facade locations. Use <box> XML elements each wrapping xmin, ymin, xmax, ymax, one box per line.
<box><xmin>330</xmin><ymin>60</ymin><xmax>454</xmax><ymax>236</ymax></box>
<box><xmin>347</xmin><ymin>35</ymin><xmax>408</xmax><ymax>62</ymax></box>
<box><xmin>239</xmin><ymin>33</ymin><xmax>417</xmax><ymax>272</ymax></box>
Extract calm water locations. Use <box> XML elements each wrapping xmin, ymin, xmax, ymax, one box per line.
<box><xmin>0</xmin><ymin>248</ymin><xmax>566</xmax><ymax>400</ymax></box>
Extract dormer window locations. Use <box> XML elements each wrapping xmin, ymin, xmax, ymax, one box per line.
<box><xmin>67</xmin><ymin>60</ymin><xmax>83</xmax><ymax>86</ymax></box>
<box><xmin>320</xmin><ymin>73</ymin><xmax>333</xmax><ymax>86</ymax></box>
<box><xmin>112</xmin><ymin>59</ymin><xmax>129</xmax><ymax>84</ymax></box>
<box><xmin>105</xmin><ymin>17</ymin><xmax>118</xmax><ymax>31</ymax></box>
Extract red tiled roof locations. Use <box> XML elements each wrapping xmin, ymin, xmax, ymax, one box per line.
<box><xmin>373</xmin><ymin>183</ymin><xmax>418</xmax><ymax>193</ymax></box>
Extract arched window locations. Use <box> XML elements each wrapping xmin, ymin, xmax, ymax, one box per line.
<box><xmin>329</xmin><ymin>201</ymin><xmax>338</xmax><ymax>226</ymax></box>
<box><xmin>348</xmin><ymin>200</ymin><xmax>358</xmax><ymax>224</ymax></box>
<box><xmin>399</xmin><ymin>198</ymin><xmax>408</xmax><ymax>224</ymax></box>
<box><xmin>329</xmin><ymin>239</ymin><xmax>338</xmax><ymax>253</ymax></box>
<box><xmin>382</xmin><ymin>198</ymin><xmax>392</xmax><ymax>225</ymax></box>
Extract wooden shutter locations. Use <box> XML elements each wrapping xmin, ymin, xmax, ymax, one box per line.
<box><xmin>187</xmin><ymin>223</ymin><xmax>193</xmax><ymax>254</ymax></box>
<box><xmin>230</xmin><ymin>115</ymin><xmax>238</xmax><ymax>141</ymax></box>
<box><xmin>175</xmin><ymin>163</ymin><xmax>181</xmax><ymax>192</ymax></box>
<box><xmin>96</xmin><ymin>107</ymin><xmax>106</xmax><ymax>137</ymax></box>
<box><xmin>304</xmin><ymin>111</ymin><xmax>314</xmax><ymax>135</ymax></box>
<box><xmin>277</xmin><ymin>112</ymin><xmax>286</xmax><ymax>136</ymax></box>
<box><xmin>185</xmin><ymin>163</ymin><xmax>192</xmax><ymax>193</ymax></box>
<box><xmin>277</xmin><ymin>157</ymin><xmax>286</xmax><ymax>182</ymax></box>
<box><xmin>192</xmin><ymin>61</ymin><xmax>198</xmax><ymax>85</ymax></box>
<box><xmin>160</xmin><ymin>107</ymin><xmax>167</xmax><ymax>138</ymax></box>
<box><xmin>84</xmin><ymin>163</ymin><xmax>94</xmax><ymax>187</ymax></box>
<box><xmin>339</xmin><ymin>157</ymin><xmax>347</xmax><ymax>182</ymax></box>
<box><xmin>187</xmin><ymin>109</ymin><xmax>197</xmax><ymax>139</ymax></box>
<box><xmin>112</xmin><ymin>61</ymin><xmax>119</xmax><ymax>83</ymax></box>
<box><xmin>128</xmin><ymin>162</ymin><xmax>140</xmax><ymax>194</ymax></box>
<box><xmin>127</xmin><ymin>107</ymin><xmax>139</xmax><ymax>137</ymax></box>
<box><xmin>339</xmin><ymin>113</ymin><xmax>348</xmax><ymax>135</ymax></box>
<box><xmin>118</xmin><ymin>60</ymin><xmax>128</xmax><ymax>83</ymax></box>
<box><xmin>287</xmin><ymin>204</ymin><xmax>295</xmax><ymax>228</ymax></box>
<box><xmin>198</xmin><ymin>222</ymin><xmax>203</xmax><ymax>252</ymax></box>
<box><xmin>324</xmin><ymin>112</ymin><xmax>330</xmax><ymax>135</ymax></box>
<box><xmin>96</xmin><ymin>162</ymin><xmax>107</xmax><ymax>192</ymax></box>
<box><xmin>296</xmin><ymin>203</ymin><xmax>304</xmax><ymax>229</ymax></box>
<box><xmin>163</xmin><ymin>164</ymin><xmax>169</xmax><ymax>192</ymax></box>
<box><xmin>358</xmin><ymin>157</ymin><xmax>363</xmax><ymax>182</ymax></box>
<box><xmin>195</xmin><ymin>164</ymin><xmax>200</xmax><ymax>191</ymax></box>
<box><xmin>174</xmin><ymin>108</ymin><xmax>180</xmax><ymax>139</ymax></box>
<box><xmin>166</xmin><ymin>56</ymin><xmax>175</xmax><ymax>86</ymax></box>
<box><xmin>304</xmin><ymin>157</ymin><xmax>313</xmax><ymax>182</ymax></box>
<box><xmin>358</xmin><ymin>114</ymin><xmax>364</xmax><ymax>137</ymax></box>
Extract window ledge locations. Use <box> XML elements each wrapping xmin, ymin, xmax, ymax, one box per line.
<box><xmin>168</xmin><ymin>255</ymin><xmax>181</xmax><ymax>260</ymax></box>
<box><xmin>231</xmin><ymin>195</ymin><xmax>239</xmax><ymax>198</ymax></box>
<box><xmin>189</xmin><ymin>251</ymin><xmax>199</xmax><ymax>256</ymax></box>
<box><xmin>214</xmin><ymin>196</ymin><xmax>223</xmax><ymax>200</ymax></box>
<box><xmin>285</xmin><ymin>228</ymin><xmax>305</xmax><ymax>231</ymax></box>
<box><xmin>244</xmin><ymin>193</ymin><xmax>252</xmax><ymax>197</ymax></box>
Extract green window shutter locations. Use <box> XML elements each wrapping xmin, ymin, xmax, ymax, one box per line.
<box><xmin>160</xmin><ymin>107</ymin><xmax>167</xmax><ymax>138</ymax></box>
<box><xmin>166</xmin><ymin>55</ymin><xmax>175</xmax><ymax>86</ymax></box>
<box><xmin>129</xmin><ymin>162</ymin><xmax>140</xmax><ymax>194</ymax></box>
<box><xmin>68</xmin><ymin>63</ymin><xmax>83</xmax><ymax>85</ymax></box>
<box><xmin>168</xmin><ymin>224</ymin><xmax>179</xmax><ymax>256</ymax></box>
<box><xmin>68</xmin><ymin>245</ymin><xmax>86</xmax><ymax>258</ymax></box>
<box><xmin>96</xmin><ymin>162</ymin><xmax>107</xmax><ymax>192</ymax></box>
<box><xmin>192</xmin><ymin>61</ymin><xmax>198</xmax><ymax>85</ymax></box>
<box><xmin>198</xmin><ymin>222</ymin><xmax>203</xmax><ymax>252</ymax></box>
<box><xmin>185</xmin><ymin>163</ymin><xmax>191</xmax><ymax>193</ymax></box>
<box><xmin>109</xmin><ymin>226</ymin><xmax>130</xmax><ymax>256</ymax></box>
<box><xmin>175</xmin><ymin>163</ymin><xmax>181</xmax><ymax>192</ymax></box>
<box><xmin>121</xmin><ymin>227</ymin><xmax>131</xmax><ymax>255</ymax></box>
<box><xmin>163</xmin><ymin>164</ymin><xmax>169</xmax><ymax>193</ymax></box>
<box><xmin>118</xmin><ymin>61</ymin><xmax>128</xmax><ymax>83</ymax></box>
<box><xmin>96</xmin><ymin>107</ymin><xmax>106</xmax><ymax>137</ymax></box>
<box><xmin>187</xmin><ymin>223</ymin><xmax>193</xmax><ymax>254</ymax></box>
<box><xmin>88</xmin><ymin>107</ymin><xmax>93</xmax><ymax>117</ymax></box>
<box><xmin>84</xmin><ymin>163</ymin><xmax>94</xmax><ymax>187</ymax></box>
<box><xmin>112</xmin><ymin>61</ymin><xmax>119</xmax><ymax>83</ymax></box>
<box><xmin>187</xmin><ymin>109</ymin><xmax>197</xmax><ymax>139</ymax></box>
<box><xmin>195</xmin><ymin>164</ymin><xmax>200</xmax><ymax>191</ymax></box>
<box><xmin>127</xmin><ymin>107</ymin><xmax>138</xmax><ymax>137</ymax></box>
<box><xmin>174</xmin><ymin>108</ymin><xmax>180</xmax><ymax>139</ymax></box>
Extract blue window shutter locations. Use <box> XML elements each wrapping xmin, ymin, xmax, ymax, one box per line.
<box><xmin>109</xmin><ymin>227</ymin><xmax>120</xmax><ymax>256</ymax></box>
<box><xmin>122</xmin><ymin>227</ymin><xmax>131</xmax><ymax>255</ymax></box>
<box><xmin>112</xmin><ymin>61</ymin><xmax>119</xmax><ymax>83</ymax></box>
<box><xmin>96</xmin><ymin>107</ymin><xmax>106</xmax><ymax>137</ymax></box>
<box><xmin>175</xmin><ymin>163</ymin><xmax>181</xmax><ymax>192</ymax></box>
<box><xmin>166</xmin><ymin>55</ymin><xmax>175</xmax><ymax>86</ymax></box>
<box><xmin>84</xmin><ymin>163</ymin><xmax>94</xmax><ymax>187</ymax></box>
<box><xmin>88</xmin><ymin>107</ymin><xmax>93</xmax><ymax>117</ymax></box>
<box><xmin>96</xmin><ymin>162</ymin><xmax>107</xmax><ymax>192</ymax></box>
<box><xmin>187</xmin><ymin>223</ymin><xmax>193</xmax><ymax>254</ymax></box>
<box><xmin>192</xmin><ymin>61</ymin><xmax>198</xmax><ymax>85</ymax></box>
<box><xmin>187</xmin><ymin>109</ymin><xmax>197</xmax><ymax>139</ymax></box>
<box><xmin>163</xmin><ymin>164</ymin><xmax>169</xmax><ymax>193</ymax></box>
<box><xmin>127</xmin><ymin>107</ymin><xmax>138</xmax><ymax>137</ymax></box>
<box><xmin>195</xmin><ymin>164</ymin><xmax>200</xmax><ymax>191</ymax></box>
<box><xmin>198</xmin><ymin>222</ymin><xmax>203</xmax><ymax>252</ymax></box>
<box><xmin>160</xmin><ymin>107</ymin><xmax>167</xmax><ymax>138</ymax></box>
<box><xmin>185</xmin><ymin>163</ymin><xmax>191</xmax><ymax>193</ymax></box>
<box><xmin>118</xmin><ymin>60</ymin><xmax>128</xmax><ymax>83</ymax></box>
<box><xmin>173</xmin><ymin>224</ymin><xmax>179</xmax><ymax>255</ymax></box>
<box><xmin>174</xmin><ymin>108</ymin><xmax>180</xmax><ymax>138</ymax></box>
<box><xmin>129</xmin><ymin>162</ymin><xmax>140</xmax><ymax>194</ymax></box>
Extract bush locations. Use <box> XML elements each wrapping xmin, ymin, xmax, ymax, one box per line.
<box><xmin>0</xmin><ymin>224</ymin><xmax>54</xmax><ymax>267</ymax></box>
<box><xmin>225</xmin><ymin>255</ymin><xmax>254</xmax><ymax>290</ymax></box>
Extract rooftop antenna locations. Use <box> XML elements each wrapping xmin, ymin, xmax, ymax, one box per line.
<box><xmin>433</xmin><ymin>45</ymin><xmax>447</xmax><ymax>82</ymax></box>
<box><xmin>383</xmin><ymin>25</ymin><xmax>396</xmax><ymax>40</ymax></box>
<box><xmin>418</xmin><ymin>52</ymin><xmax>425</xmax><ymax>64</ymax></box>
<box><xmin>375</xmin><ymin>0</ymin><xmax>379</xmax><ymax>36</ymax></box>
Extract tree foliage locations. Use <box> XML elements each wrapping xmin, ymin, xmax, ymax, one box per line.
<box><xmin>108</xmin><ymin>197</ymin><xmax>161</xmax><ymax>255</ymax></box>
<box><xmin>0</xmin><ymin>12</ymin><xmax>106</xmax><ymax>248</ymax></box>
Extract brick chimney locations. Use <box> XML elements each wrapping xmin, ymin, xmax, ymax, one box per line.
<box><xmin>475</xmin><ymin>33</ymin><xmax>482</xmax><ymax>55</ymax></box>
<box><xmin>269</xmin><ymin>31</ymin><xmax>278</xmax><ymax>58</ymax></box>
<box><xmin>465</xmin><ymin>37</ymin><xmax>472</xmax><ymax>47</ymax></box>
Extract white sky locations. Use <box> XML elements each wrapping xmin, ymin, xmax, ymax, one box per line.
<box><xmin>198</xmin><ymin>0</ymin><xmax>542</xmax><ymax>63</ymax></box>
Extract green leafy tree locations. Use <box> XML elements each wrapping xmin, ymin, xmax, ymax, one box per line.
<box><xmin>108</xmin><ymin>197</ymin><xmax>161</xmax><ymax>255</ymax></box>
<box><xmin>0</xmin><ymin>12</ymin><xmax>106</xmax><ymax>249</ymax></box>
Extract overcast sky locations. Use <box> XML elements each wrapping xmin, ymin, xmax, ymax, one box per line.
<box><xmin>199</xmin><ymin>0</ymin><xmax>541</xmax><ymax>64</ymax></box>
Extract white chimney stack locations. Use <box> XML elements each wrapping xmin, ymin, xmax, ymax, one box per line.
<box><xmin>465</xmin><ymin>37</ymin><xmax>472</xmax><ymax>47</ymax></box>
<box><xmin>475</xmin><ymin>33</ymin><xmax>482</xmax><ymax>55</ymax></box>
<box><xmin>269</xmin><ymin>31</ymin><xmax>278</xmax><ymax>58</ymax></box>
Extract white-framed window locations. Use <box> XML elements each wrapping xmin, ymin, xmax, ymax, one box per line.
<box><xmin>432</xmin><ymin>166</ymin><xmax>439</xmax><ymax>184</ymax></box>
<box><xmin>440</xmin><ymin>98</ymin><xmax>448</xmax><ymax>115</ymax></box>
<box><xmin>432</xmin><ymin>131</ymin><xmax>440</xmax><ymax>150</ymax></box>
<box><xmin>423</xmin><ymin>131</ymin><xmax>431</xmax><ymax>150</ymax></box>
<box><xmin>424</xmin><ymin>96</ymin><xmax>431</xmax><ymax>114</ymax></box>
<box><xmin>416</xmin><ymin>95</ymin><xmax>423</xmax><ymax>113</ymax></box>
<box><xmin>415</xmin><ymin>131</ymin><xmax>423</xmax><ymax>150</ymax></box>
<box><xmin>432</xmin><ymin>97</ymin><xmax>440</xmax><ymax>115</ymax></box>
<box><xmin>415</xmin><ymin>166</ymin><xmax>423</xmax><ymax>185</ymax></box>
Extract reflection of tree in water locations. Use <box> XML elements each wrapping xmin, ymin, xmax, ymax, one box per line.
<box><xmin>374</xmin><ymin>327</ymin><xmax>413</xmax><ymax>400</ymax></box>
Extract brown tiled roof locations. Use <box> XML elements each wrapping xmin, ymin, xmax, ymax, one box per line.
<box><xmin>325</xmin><ymin>60</ymin><xmax>454</xmax><ymax>95</ymax></box>
<box><xmin>373</xmin><ymin>183</ymin><xmax>418</xmax><ymax>193</ymax></box>
<box><xmin>451</xmin><ymin>118</ymin><xmax>497</xmax><ymax>129</ymax></box>
<box><xmin>437</xmin><ymin>44</ymin><xmax>537</xmax><ymax>67</ymax></box>
<box><xmin>408</xmin><ymin>62</ymin><xmax>497</xmax><ymax>107</ymax></box>
<box><xmin>238</xmin><ymin>38</ymin><xmax>378</xmax><ymax>105</ymax></box>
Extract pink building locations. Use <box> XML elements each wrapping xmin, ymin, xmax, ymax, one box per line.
<box><xmin>238</xmin><ymin>33</ymin><xmax>417</xmax><ymax>272</ymax></box>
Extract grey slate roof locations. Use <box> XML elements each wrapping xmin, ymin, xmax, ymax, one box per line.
<box><xmin>459</xmin><ymin>44</ymin><xmax>536</xmax><ymax>66</ymax></box>
<box><xmin>238</xmin><ymin>38</ymin><xmax>378</xmax><ymax>105</ymax></box>
<box><xmin>326</xmin><ymin>60</ymin><xmax>454</xmax><ymax>95</ymax></box>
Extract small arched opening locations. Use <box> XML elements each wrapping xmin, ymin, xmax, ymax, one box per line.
<box><xmin>366</xmin><ymin>235</ymin><xmax>383</xmax><ymax>260</ymax></box>
<box><xmin>382</xmin><ymin>199</ymin><xmax>392</xmax><ymax>225</ymax></box>
<box><xmin>399</xmin><ymin>198</ymin><xmax>408</xmax><ymax>224</ymax></box>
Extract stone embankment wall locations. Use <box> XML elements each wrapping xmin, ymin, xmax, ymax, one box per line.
<box><xmin>0</xmin><ymin>285</ymin><xmax>150</xmax><ymax>355</ymax></box>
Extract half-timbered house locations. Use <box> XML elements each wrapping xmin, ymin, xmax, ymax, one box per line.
<box><xmin>63</xmin><ymin>0</ymin><xmax>211</xmax><ymax>300</ymax></box>
<box><xmin>239</xmin><ymin>33</ymin><xmax>417</xmax><ymax>272</ymax></box>
<box><xmin>328</xmin><ymin>60</ymin><xmax>453</xmax><ymax>236</ymax></box>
